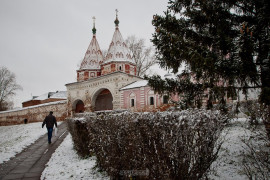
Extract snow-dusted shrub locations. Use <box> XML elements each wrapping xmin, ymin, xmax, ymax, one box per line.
<box><xmin>73</xmin><ymin>112</ymin><xmax>96</xmax><ymax>118</ymax></box>
<box><xmin>241</xmin><ymin>126</ymin><xmax>270</xmax><ymax>179</ymax></box>
<box><xmin>238</xmin><ymin>100</ymin><xmax>263</xmax><ymax>125</ymax></box>
<box><xmin>67</xmin><ymin>117</ymin><xmax>93</xmax><ymax>158</ymax></box>
<box><xmin>263</xmin><ymin>107</ymin><xmax>270</xmax><ymax>140</ymax></box>
<box><xmin>237</xmin><ymin>100</ymin><xmax>270</xmax><ymax>139</ymax></box>
<box><xmin>86</xmin><ymin>109</ymin><xmax>227</xmax><ymax>179</ymax></box>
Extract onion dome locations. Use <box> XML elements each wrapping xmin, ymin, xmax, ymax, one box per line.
<box><xmin>80</xmin><ymin>17</ymin><xmax>104</xmax><ymax>70</ymax></box>
<box><xmin>103</xmin><ymin>10</ymin><xmax>135</xmax><ymax>64</ymax></box>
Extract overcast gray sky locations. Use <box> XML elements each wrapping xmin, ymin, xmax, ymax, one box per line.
<box><xmin>0</xmin><ymin>0</ymin><xmax>168</xmax><ymax>107</ymax></box>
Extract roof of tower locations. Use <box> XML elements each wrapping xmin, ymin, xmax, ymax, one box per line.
<box><xmin>103</xmin><ymin>10</ymin><xmax>135</xmax><ymax>64</ymax></box>
<box><xmin>80</xmin><ymin>17</ymin><xmax>104</xmax><ymax>70</ymax></box>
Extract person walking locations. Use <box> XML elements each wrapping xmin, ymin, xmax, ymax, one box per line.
<box><xmin>42</xmin><ymin>111</ymin><xmax>57</xmax><ymax>144</ymax></box>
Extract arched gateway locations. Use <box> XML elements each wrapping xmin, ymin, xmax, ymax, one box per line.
<box><xmin>73</xmin><ymin>99</ymin><xmax>85</xmax><ymax>113</ymax></box>
<box><xmin>65</xmin><ymin>13</ymin><xmax>142</xmax><ymax>116</ymax></box>
<box><xmin>93</xmin><ymin>89</ymin><xmax>113</xmax><ymax>111</ymax></box>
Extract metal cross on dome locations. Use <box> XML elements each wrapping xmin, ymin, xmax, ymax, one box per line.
<box><xmin>92</xmin><ymin>16</ymin><xmax>96</xmax><ymax>34</ymax></box>
<box><xmin>92</xmin><ymin>16</ymin><xmax>96</xmax><ymax>26</ymax></box>
<box><xmin>115</xmin><ymin>9</ymin><xmax>118</xmax><ymax>18</ymax></box>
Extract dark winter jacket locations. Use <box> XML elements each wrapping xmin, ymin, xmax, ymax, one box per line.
<box><xmin>42</xmin><ymin>114</ymin><xmax>57</xmax><ymax>128</ymax></box>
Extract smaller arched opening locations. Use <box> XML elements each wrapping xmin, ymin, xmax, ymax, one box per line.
<box><xmin>129</xmin><ymin>92</ymin><xmax>136</xmax><ymax>108</ymax></box>
<box><xmin>147</xmin><ymin>90</ymin><xmax>156</xmax><ymax>107</ymax></box>
<box><xmin>72</xmin><ymin>99</ymin><xmax>85</xmax><ymax>113</ymax></box>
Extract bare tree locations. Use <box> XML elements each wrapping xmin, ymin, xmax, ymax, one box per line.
<box><xmin>0</xmin><ymin>66</ymin><xmax>22</xmax><ymax>111</ymax></box>
<box><xmin>125</xmin><ymin>35</ymin><xmax>156</xmax><ymax>77</ymax></box>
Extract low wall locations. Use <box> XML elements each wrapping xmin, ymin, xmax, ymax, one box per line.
<box><xmin>0</xmin><ymin>100</ymin><xmax>67</xmax><ymax>126</ymax></box>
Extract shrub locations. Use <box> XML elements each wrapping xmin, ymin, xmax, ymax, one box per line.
<box><xmin>262</xmin><ymin>106</ymin><xmax>270</xmax><ymax>140</ymax></box>
<box><xmin>241</xmin><ymin>126</ymin><xmax>270</xmax><ymax>179</ymax></box>
<box><xmin>238</xmin><ymin>100</ymin><xmax>263</xmax><ymax>125</ymax></box>
<box><xmin>236</xmin><ymin>100</ymin><xmax>270</xmax><ymax>139</ymax></box>
<box><xmin>73</xmin><ymin>109</ymin><xmax>227</xmax><ymax>179</ymax></box>
<box><xmin>67</xmin><ymin>116</ymin><xmax>94</xmax><ymax>158</ymax></box>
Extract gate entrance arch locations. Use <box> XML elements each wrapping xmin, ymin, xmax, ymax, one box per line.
<box><xmin>72</xmin><ymin>99</ymin><xmax>85</xmax><ymax>113</ymax></box>
<box><xmin>93</xmin><ymin>89</ymin><xmax>113</xmax><ymax>111</ymax></box>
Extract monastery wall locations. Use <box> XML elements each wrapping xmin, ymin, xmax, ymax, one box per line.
<box><xmin>0</xmin><ymin>100</ymin><xmax>67</xmax><ymax>126</ymax></box>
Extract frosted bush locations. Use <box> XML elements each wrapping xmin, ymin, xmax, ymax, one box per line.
<box><xmin>65</xmin><ymin>109</ymin><xmax>227</xmax><ymax>179</ymax></box>
<box><xmin>67</xmin><ymin>117</ymin><xmax>93</xmax><ymax>158</ymax></box>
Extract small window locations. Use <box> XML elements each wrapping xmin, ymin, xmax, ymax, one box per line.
<box><xmin>163</xmin><ymin>95</ymin><xmax>169</xmax><ymax>104</ymax></box>
<box><xmin>131</xmin><ymin>99</ymin><xmax>135</xmax><ymax>107</ymax></box>
<box><xmin>150</xmin><ymin>97</ymin><xmax>154</xmax><ymax>105</ymax></box>
<box><xmin>119</xmin><ymin>66</ymin><xmax>122</xmax><ymax>70</ymax></box>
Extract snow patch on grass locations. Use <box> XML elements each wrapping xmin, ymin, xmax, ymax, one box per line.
<box><xmin>41</xmin><ymin>134</ymin><xmax>109</xmax><ymax>180</ymax></box>
<box><xmin>0</xmin><ymin>122</ymin><xmax>49</xmax><ymax>164</ymax></box>
<box><xmin>209</xmin><ymin>118</ymin><xmax>260</xmax><ymax>180</ymax></box>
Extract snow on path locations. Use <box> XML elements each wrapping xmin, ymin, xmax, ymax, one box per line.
<box><xmin>0</xmin><ymin>122</ymin><xmax>61</xmax><ymax>164</ymax></box>
<box><xmin>210</xmin><ymin>118</ymin><xmax>258</xmax><ymax>180</ymax></box>
<box><xmin>41</xmin><ymin>134</ymin><xmax>109</xmax><ymax>180</ymax></box>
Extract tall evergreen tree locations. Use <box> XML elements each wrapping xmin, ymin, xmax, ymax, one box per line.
<box><xmin>147</xmin><ymin>0</ymin><xmax>270</xmax><ymax>108</ymax></box>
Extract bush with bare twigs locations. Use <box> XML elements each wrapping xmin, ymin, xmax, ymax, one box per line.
<box><xmin>68</xmin><ymin>109</ymin><xmax>227</xmax><ymax>179</ymax></box>
<box><xmin>241</xmin><ymin>127</ymin><xmax>270</xmax><ymax>179</ymax></box>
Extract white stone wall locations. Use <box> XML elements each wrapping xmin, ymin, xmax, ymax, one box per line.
<box><xmin>0</xmin><ymin>100</ymin><xmax>67</xmax><ymax>126</ymax></box>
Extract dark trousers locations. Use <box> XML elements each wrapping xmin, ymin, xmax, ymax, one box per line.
<box><xmin>47</xmin><ymin>128</ymin><xmax>53</xmax><ymax>143</ymax></box>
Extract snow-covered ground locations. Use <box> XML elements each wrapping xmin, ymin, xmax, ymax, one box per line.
<box><xmin>41</xmin><ymin>134</ymin><xmax>109</xmax><ymax>180</ymax></box>
<box><xmin>0</xmin><ymin>122</ymin><xmax>62</xmax><ymax>164</ymax></box>
<box><xmin>0</xmin><ymin>122</ymin><xmax>47</xmax><ymax>163</ymax></box>
<box><xmin>210</xmin><ymin>118</ymin><xmax>252</xmax><ymax>179</ymax></box>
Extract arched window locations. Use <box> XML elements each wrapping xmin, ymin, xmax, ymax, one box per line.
<box><xmin>163</xmin><ymin>95</ymin><xmax>169</xmax><ymax>104</ymax></box>
<box><xmin>150</xmin><ymin>97</ymin><xmax>154</xmax><ymax>105</ymax></box>
<box><xmin>147</xmin><ymin>90</ymin><xmax>155</xmax><ymax>106</ymax></box>
<box><xmin>131</xmin><ymin>99</ymin><xmax>135</xmax><ymax>107</ymax></box>
<box><xmin>129</xmin><ymin>92</ymin><xmax>136</xmax><ymax>108</ymax></box>
<box><xmin>127</xmin><ymin>54</ymin><xmax>131</xmax><ymax>59</ymax></box>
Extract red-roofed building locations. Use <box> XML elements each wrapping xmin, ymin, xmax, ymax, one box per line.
<box><xmin>22</xmin><ymin>91</ymin><xmax>67</xmax><ymax>107</ymax></box>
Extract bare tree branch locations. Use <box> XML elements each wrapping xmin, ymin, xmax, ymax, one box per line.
<box><xmin>125</xmin><ymin>35</ymin><xmax>156</xmax><ymax>77</ymax></box>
